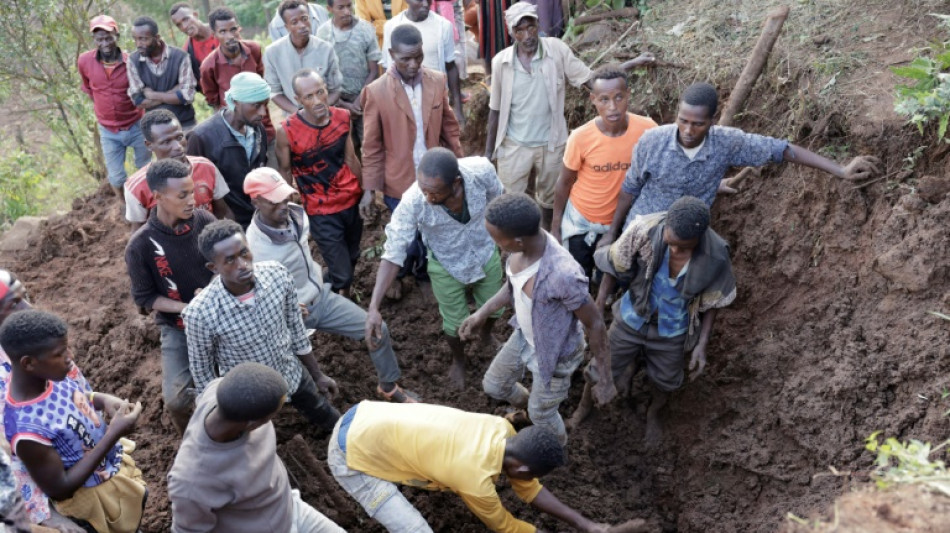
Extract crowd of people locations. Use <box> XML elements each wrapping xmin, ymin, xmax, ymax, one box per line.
<box><xmin>0</xmin><ymin>0</ymin><xmax>884</xmax><ymax>531</ymax></box>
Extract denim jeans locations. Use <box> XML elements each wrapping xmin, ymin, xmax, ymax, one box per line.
<box><xmin>160</xmin><ymin>325</ymin><xmax>195</xmax><ymax>433</ymax></box>
<box><xmin>98</xmin><ymin>123</ymin><xmax>150</xmax><ymax>188</ymax></box>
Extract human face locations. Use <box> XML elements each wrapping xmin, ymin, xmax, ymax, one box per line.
<box><xmin>390</xmin><ymin>43</ymin><xmax>424</xmax><ymax>81</ymax></box>
<box><xmin>154</xmin><ymin>176</ymin><xmax>196</xmax><ymax>221</ymax></box>
<box><xmin>663</xmin><ymin>227</ymin><xmax>699</xmax><ymax>262</ymax></box>
<box><xmin>330</xmin><ymin>0</ymin><xmax>354</xmax><ymax>27</ymax></box>
<box><xmin>213</xmin><ymin>17</ymin><xmax>242</xmax><ymax>56</ymax></box>
<box><xmin>485</xmin><ymin>221</ymin><xmax>521</xmax><ymax>253</ymax></box>
<box><xmin>676</xmin><ymin>102</ymin><xmax>713</xmax><ymax>149</ymax></box>
<box><xmin>93</xmin><ymin>29</ymin><xmax>118</xmax><ymax>57</ymax></box>
<box><xmin>417</xmin><ymin>173</ymin><xmax>458</xmax><ymax>206</ymax></box>
<box><xmin>171</xmin><ymin>7</ymin><xmax>200</xmax><ymax>37</ymax></box>
<box><xmin>0</xmin><ymin>281</ymin><xmax>30</xmax><ymax>326</ymax></box>
<box><xmin>234</xmin><ymin>100</ymin><xmax>269</xmax><ymax>128</ymax></box>
<box><xmin>209</xmin><ymin>233</ymin><xmax>255</xmax><ymax>291</ymax></box>
<box><xmin>145</xmin><ymin>121</ymin><xmax>186</xmax><ymax>162</ymax></box>
<box><xmin>252</xmin><ymin>196</ymin><xmax>292</xmax><ymax>228</ymax></box>
<box><xmin>590</xmin><ymin>77</ymin><xmax>629</xmax><ymax>124</ymax></box>
<box><xmin>282</xmin><ymin>6</ymin><xmax>312</xmax><ymax>45</ymax></box>
<box><xmin>405</xmin><ymin>0</ymin><xmax>430</xmax><ymax>20</ymax></box>
<box><xmin>25</xmin><ymin>336</ymin><xmax>74</xmax><ymax>382</ymax></box>
<box><xmin>294</xmin><ymin>74</ymin><xmax>329</xmax><ymax>122</ymax></box>
<box><xmin>512</xmin><ymin>18</ymin><xmax>539</xmax><ymax>55</ymax></box>
<box><xmin>132</xmin><ymin>25</ymin><xmax>160</xmax><ymax>57</ymax></box>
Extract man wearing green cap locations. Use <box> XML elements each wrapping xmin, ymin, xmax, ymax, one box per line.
<box><xmin>187</xmin><ymin>71</ymin><xmax>270</xmax><ymax>227</ymax></box>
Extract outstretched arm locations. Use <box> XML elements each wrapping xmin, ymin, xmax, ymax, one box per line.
<box><xmin>783</xmin><ymin>144</ymin><xmax>880</xmax><ymax>181</ymax></box>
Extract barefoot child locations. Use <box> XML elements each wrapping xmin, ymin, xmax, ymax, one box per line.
<box><xmin>1</xmin><ymin>310</ymin><xmax>145</xmax><ymax>533</ymax></box>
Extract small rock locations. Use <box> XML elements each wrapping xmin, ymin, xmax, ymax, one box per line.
<box><xmin>0</xmin><ymin>216</ymin><xmax>46</xmax><ymax>251</ymax></box>
<box><xmin>897</xmin><ymin>193</ymin><xmax>926</xmax><ymax>213</ymax></box>
<box><xmin>916</xmin><ymin>174</ymin><xmax>950</xmax><ymax>203</ymax></box>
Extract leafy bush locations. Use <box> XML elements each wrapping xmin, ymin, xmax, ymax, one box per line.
<box><xmin>892</xmin><ymin>14</ymin><xmax>950</xmax><ymax>139</ymax></box>
<box><xmin>865</xmin><ymin>431</ymin><xmax>950</xmax><ymax>496</ymax></box>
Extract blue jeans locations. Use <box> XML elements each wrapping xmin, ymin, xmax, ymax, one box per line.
<box><xmin>99</xmin><ymin>123</ymin><xmax>150</xmax><ymax>188</ymax></box>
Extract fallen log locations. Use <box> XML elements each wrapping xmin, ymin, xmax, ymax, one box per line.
<box><xmin>574</xmin><ymin>7</ymin><xmax>639</xmax><ymax>25</ymax></box>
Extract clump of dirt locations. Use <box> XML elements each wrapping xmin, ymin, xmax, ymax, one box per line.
<box><xmin>783</xmin><ymin>485</ymin><xmax>950</xmax><ymax>532</ymax></box>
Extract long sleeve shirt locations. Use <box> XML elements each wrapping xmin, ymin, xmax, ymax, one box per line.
<box><xmin>126</xmin><ymin>41</ymin><xmax>197</xmax><ymax>106</ymax></box>
<box><xmin>263</xmin><ymin>35</ymin><xmax>342</xmax><ymax>107</ymax></box>
<box><xmin>382</xmin><ymin>157</ymin><xmax>503</xmax><ymax>284</ymax></box>
<box><xmin>182</xmin><ymin>261</ymin><xmax>311</xmax><ymax>394</ymax></box>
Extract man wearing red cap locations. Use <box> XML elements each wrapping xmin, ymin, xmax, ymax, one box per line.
<box><xmin>78</xmin><ymin>15</ymin><xmax>150</xmax><ymax>205</ymax></box>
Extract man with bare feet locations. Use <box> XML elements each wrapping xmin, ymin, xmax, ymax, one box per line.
<box><xmin>460</xmin><ymin>193</ymin><xmax>611</xmax><ymax>445</ymax></box>
<box><xmin>570</xmin><ymin>197</ymin><xmax>737</xmax><ymax>448</ymax></box>
<box><xmin>365</xmin><ymin>148</ymin><xmax>504</xmax><ymax>389</ymax></box>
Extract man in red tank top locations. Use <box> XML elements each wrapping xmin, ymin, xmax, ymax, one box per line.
<box><xmin>276</xmin><ymin>68</ymin><xmax>371</xmax><ymax>297</ymax></box>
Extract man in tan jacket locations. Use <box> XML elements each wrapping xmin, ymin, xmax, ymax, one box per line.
<box><xmin>361</xmin><ymin>23</ymin><xmax>462</xmax><ymax>296</ymax></box>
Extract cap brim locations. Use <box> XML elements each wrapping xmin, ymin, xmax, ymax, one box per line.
<box><xmin>260</xmin><ymin>184</ymin><xmax>296</xmax><ymax>203</ymax></box>
<box><xmin>91</xmin><ymin>24</ymin><xmax>117</xmax><ymax>32</ymax></box>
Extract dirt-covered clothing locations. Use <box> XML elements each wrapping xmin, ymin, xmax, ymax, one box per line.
<box><xmin>338</xmin><ymin>401</ymin><xmax>543</xmax><ymax>533</ymax></box>
<box><xmin>124</xmin><ymin>209</ymin><xmax>216</xmax><ymax>328</ymax></box>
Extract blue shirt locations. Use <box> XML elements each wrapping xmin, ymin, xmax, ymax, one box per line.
<box><xmin>619</xmin><ymin>248</ymin><xmax>690</xmax><ymax>337</ymax></box>
<box><xmin>622</xmin><ymin>124</ymin><xmax>788</xmax><ymax>226</ymax></box>
<box><xmin>221</xmin><ymin>111</ymin><xmax>257</xmax><ymax>161</ymax></box>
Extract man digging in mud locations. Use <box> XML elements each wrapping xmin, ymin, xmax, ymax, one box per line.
<box><xmin>460</xmin><ymin>193</ymin><xmax>612</xmax><ymax>445</ymax></box>
<box><xmin>244</xmin><ymin>167</ymin><xmax>418</xmax><ymax>403</ymax></box>
<box><xmin>183</xmin><ymin>219</ymin><xmax>341</xmax><ymax>434</ymax></box>
<box><xmin>570</xmin><ymin>197</ymin><xmax>737</xmax><ymax>448</ymax></box>
<box><xmin>327</xmin><ymin>401</ymin><xmax>616</xmax><ymax>532</ymax></box>
<box><xmin>366</xmin><ymin>148</ymin><xmax>505</xmax><ymax>389</ymax></box>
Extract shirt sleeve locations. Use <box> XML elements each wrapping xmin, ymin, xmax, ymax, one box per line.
<box><xmin>126</xmin><ymin>57</ymin><xmax>146</xmax><ymax>105</ymax></box>
<box><xmin>484</xmin><ymin>165</ymin><xmax>505</xmax><ymax>203</ymax></box>
<box><xmin>199</xmin><ymin>58</ymin><xmax>220</xmax><ymax>108</ymax></box>
<box><xmin>381</xmin><ymin>194</ymin><xmax>421</xmax><ymax>267</ymax></box>
<box><xmin>620</xmin><ymin>135</ymin><xmax>649</xmax><ymax>197</ymax></box>
<box><xmin>360</xmin><ymin>87</ymin><xmax>384</xmax><ymax>191</ymax></box>
<box><xmin>176</xmin><ymin>53</ymin><xmax>197</xmax><ymax>104</ymax></box>
<box><xmin>719</xmin><ymin>126</ymin><xmax>788</xmax><ymax>167</ymax></box>
<box><xmin>488</xmin><ymin>55</ymin><xmax>502</xmax><ymax>111</ymax></box>
<box><xmin>441</xmin><ymin>19</ymin><xmax>456</xmax><ymax>63</ymax></box>
<box><xmin>211</xmin><ymin>167</ymin><xmax>230</xmax><ymax>199</ymax></box>
<box><xmin>263</xmin><ymin>46</ymin><xmax>284</xmax><ymax>97</ymax></box>
<box><xmin>380</xmin><ymin>22</ymin><xmax>393</xmax><ymax>68</ymax></box>
<box><xmin>458</xmin><ymin>490</ymin><xmax>537</xmax><ymax>533</ymax></box>
<box><xmin>325</xmin><ymin>49</ymin><xmax>344</xmax><ymax>94</ymax></box>
<box><xmin>168</xmin><ymin>480</ymin><xmax>219</xmax><ymax>533</ymax></box>
<box><xmin>562</xmin><ymin>128</ymin><xmax>583</xmax><ymax>171</ymax></box>
<box><xmin>183</xmin><ymin>306</ymin><xmax>219</xmax><ymax>393</ymax></box>
<box><xmin>554</xmin><ymin>266</ymin><xmax>592</xmax><ymax>312</ymax></box>
<box><xmin>124</xmin><ymin>188</ymin><xmax>148</xmax><ymax>223</ymax></box>
<box><xmin>365</xmin><ymin>23</ymin><xmax>382</xmax><ymax>62</ymax></box>
<box><xmin>124</xmin><ymin>240</ymin><xmax>160</xmax><ymax>309</ymax></box>
<box><xmin>559</xmin><ymin>42</ymin><xmax>592</xmax><ymax>88</ymax></box>
<box><xmin>282</xmin><ymin>268</ymin><xmax>311</xmax><ymax>355</ymax></box>
<box><xmin>78</xmin><ymin>58</ymin><xmax>92</xmax><ymax>97</ymax></box>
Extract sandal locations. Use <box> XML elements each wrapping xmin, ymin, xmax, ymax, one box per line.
<box><xmin>377</xmin><ymin>384</ymin><xmax>420</xmax><ymax>403</ymax></box>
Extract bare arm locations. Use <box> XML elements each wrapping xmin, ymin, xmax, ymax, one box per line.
<box><xmin>327</xmin><ymin>89</ymin><xmax>341</xmax><ymax>106</ymax></box>
<box><xmin>484</xmin><ymin>109</ymin><xmax>500</xmax><ymax>159</ymax></box>
<box><xmin>364</xmin><ymin>259</ymin><xmax>401</xmax><ymax>348</ymax></box>
<box><xmin>594</xmin><ymin>272</ymin><xmax>615</xmax><ymax>313</ymax></box>
<box><xmin>275</xmin><ymin>125</ymin><xmax>295</xmax><ymax>186</ymax></box>
<box><xmin>530</xmin><ymin>487</ymin><xmax>607</xmax><ymax>533</ymax></box>
<box><xmin>550</xmin><ymin>167</ymin><xmax>577</xmax><ymax>243</ymax></box>
<box><xmin>446</xmin><ymin>61</ymin><xmax>465</xmax><ymax>128</ymax></box>
<box><xmin>458</xmin><ymin>284</ymin><xmax>512</xmax><ymax>341</ymax></box>
<box><xmin>689</xmin><ymin>308</ymin><xmax>718</xmax><ymax>381</ymax></box>
<box><xmin>150</xmin><ymin>296</ymin><xmax>188</xmax><ymax>314</ymax></box>
<box><xmin>345</xmin><ymin>132</ymin><xmax>361</xmax><ymax>180</ymax></box>
<box><xmin>574</xmin><ymin>300</ymin><xmax>615</xmax><ymax>405</ymax></box>
<box><xmin>272</xmin><ymin>93</ymin><xmax>298</xmax><ymax>114</ymax></box>
<box><xmin>599</xmin><ymin>190</ymin><xmax>634</xmax><ymax>248</ymax></box>
<box><xmin>783</xmin><ymin>144</ymin><xmax>880</xmax><ymax>181</ymax></box>
<box><xmin>212</xmin><ymin>198</ymin><xmax>235</xmax><ymax>221</ymax></box>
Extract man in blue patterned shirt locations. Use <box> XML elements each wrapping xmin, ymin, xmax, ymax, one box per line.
<box><xmin>366</xmin><ymin>148</ymin><xmax>505</xmax><ymax>390</ymax></box>
<box><xmin>600</xmin><ymin>82</ymin><xmax>881</xmax><ymax>247</ymax></box>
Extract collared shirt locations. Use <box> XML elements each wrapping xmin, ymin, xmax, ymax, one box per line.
<box><xmin>126</xmin><ymin>40</ymin><xmax>197</xmax><ymax>105</ymax></box>
<box><xmin>268</xmin><ymin>3</ymin><xmax>330</xmax><ymax>41</ymax></box>
<box><xmin>383</xmin><ymin>157</ymin><xmax>503</xmax><ymax>284</ymax></box>
<box><xmin>621</xmin><ymin>124</ymin><xmax>789</xmax><ymax>226</ymax></box>
<box><xmin>505</xmin><ymin>46</ymin><xmax>550</xmax><ymax>147</ymax></box>
<box><xmin>619</xmin><ymin>248</ymin><xmax>690</xmax><ymax>337</ymax></box>
<box><xmin>182</xmin><ymin>261</ymin><xmax>311</xmax><ymax>394</ymax></box>
<box><xmin>388</xmin><ymin>66</ymin><xmax>427</xmax><ymax>170</ymax></box>
<box><xmin>263</xmin><ymin>34</ymin><xmax>343</xmax><ymax>106</ymax></box>
<box><xmin>489</xmin><ymin>37</ymin><xmax>590</xmax><ymax>152</ymax></box>
<box><xmin>315</xmin><ymin>18</ymin><xmax>382</xmax><ymax>97</ymax></box>
<box><xmin>221</xmin><ymin>111</ymin><xmax>257</xmax><ymax>161</ymax></box>
<box><xmin>381</xmin><ymin>11</ymin><xmax>455</xmax><ymax>73</ymax></box>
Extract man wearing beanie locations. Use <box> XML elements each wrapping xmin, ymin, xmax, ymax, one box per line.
<box><xmin>187</xmin><ymin>71</ymin><xmax>271</xmax><ymax>227</ymax></box>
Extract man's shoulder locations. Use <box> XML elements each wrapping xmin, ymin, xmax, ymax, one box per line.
<box><xmin>422</xmin><ymin>68</ymin><xmax>447</xmax><ymax>86</ymax></box>
<box><xmin>459</xmin><ymin>156</ymin><xmax>497</xmax><ymax>181</ymax></box>
<box><xmin>124</xmin><ymin>164</ymin><xmax>151</xmax><ymax>193</ymax></box>
<box><xmin>77</xmin><ymin>49</ymin><xmax>97</xmax><ymax>67</ymax></box>
<box><xmin>315</xmin><ymin>20</ymin><xmax>333</xmax><ymax>38</ymax></box>
<box><xmin>187</xmin><ymin>154</ymin><xmax>218</xmax><ymax>169</ymax></box>
<box><xmin>364</xmin><ymin>72</ymin><xmax>393</xmax><ymax>94</ymax></box>
<box><xmin>264</xmin><ymin>35</ymin><xmax>291</xmax><ymax>56</ymax></box>
<box><xmin>330</xmin><ymin>106</ymin><xmax>351</xmax><ymax>123</ymax></box>
<box><xmin>637</xmin><ymin>124</ymin><xmax>675</xmax><ymax>149</ymax></box>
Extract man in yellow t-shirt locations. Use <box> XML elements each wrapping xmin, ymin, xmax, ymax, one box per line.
<box><xmin>327</xmin><ymin>401</ymin><xmax>609</xmax><ymax>532</ymax></box>
<box><xmin>551</xmin><ymin>64</ymin><xmax>657</xmax><ymax>279</ymax></box>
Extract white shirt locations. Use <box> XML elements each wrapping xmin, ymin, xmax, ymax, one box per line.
<box><xmin>400</xmin><ymin>77</ymin><xmax>427</xmax><ymax>170</ymax></box>
<box><xmin>508</xmin><ymin>258</ymin><xmax>542</xmax><ymax>372</ymax></box>
<box><xmin>679</xmin><ymin>137</ymin><xmax>706</xmax><ymax>160</ymax></box>
<box><xmin>381</xmin><ymin>12</ymin><xmax>455</xmax><ymax>73</ymax></box>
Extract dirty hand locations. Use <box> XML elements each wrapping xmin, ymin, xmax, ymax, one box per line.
<box><xmin>314</xmin><ymin>372</ymin><xmax>339</xmax><ymax>400</ymax></box>
<box><xmin>717</xmin><ymin>177</ymin><xmax>740</xmax><ymax>195</ymax></box>
<box><xmin>688</xmin><ymin>345</ymin><xmax>707</xmax><ymax>382</ymax></box>
<box><xmin>340</xmin><ymin>99</ymin><xmax>363</xmax><ymax>116</ymax></box>
<box><xmin>841</xmin><ymin>155</ymin><xmax>881</xmax><ymax>181</ymax></box>
<box><xmin>458</xmin><ymin>312</ymin><xmax>485</xmax><ymax>342</ymax></box>
<box><xmin>365</xmin><ymin>309</ymin><xmax>384</xmax><ymax>350</ymax></box>
<box><xmin>298</xmin><ymin>302</ymin><xmax>310</xmax><ymax>319</ymax></box>
<box><xmin>100</xmin><ymin>394</ymin><xmax>126</xmax><ymax>419</ymax></box>
<box><xmin>359</xmin><ymin>190</ymin><xmax>376</xmax><ymax>220</ymax></box>
<box><xmin>633</xmin><ymin>51</ymin><xmax>656</xmax><ymax>66</ymax></box>
<box><xmin>592</xmin><ymin>378</ymin><xmax>618</xmax><ymax>406</ymax></box>
<box><xmin>596</xmin><ymin>233</ymin><xmax>615</xmax><ymax>249</ymax></box>
<box><xmin>109</xmin><ymin>401</ymin><xmax>143</xmax><ymax>437</ymax></box>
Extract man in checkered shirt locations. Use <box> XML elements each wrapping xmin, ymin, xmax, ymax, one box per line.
<box><xmin>182</xmin><ymin>219</ymin><xmax>341</xmax><ymax>432</ymax></box>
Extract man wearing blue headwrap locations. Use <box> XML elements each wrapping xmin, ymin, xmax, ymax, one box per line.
<box><xmin>187</xmin><ymin>71</ymin><xmax>271</xmax><ymax>227</ymax></box>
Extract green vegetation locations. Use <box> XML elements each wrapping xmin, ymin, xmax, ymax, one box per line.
<box><xmin>892</xmin><ymin>14</ymin><xmax>950</xmax><ymax>139</ymax></box>
<box><xmin>865</xmin><ymin>432</ymin><xmax>950</xmax><ymax>496</ymax></box>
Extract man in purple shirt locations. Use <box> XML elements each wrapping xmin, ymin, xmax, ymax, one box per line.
<box><xmin>459</xmin><ymin>193</ymin><xmax>612</xmax><ymax>444</ymax></box>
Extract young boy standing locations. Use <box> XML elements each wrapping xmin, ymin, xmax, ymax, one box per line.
<box><xmin>1</xmin><ymin>310</ymin><xmax>144</xmax><ymax>533</ymax></box>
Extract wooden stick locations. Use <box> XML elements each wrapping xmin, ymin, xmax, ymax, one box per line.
<box><xmin>590</xmin><ymin>19</ymin><xmax>640</xmax><ymax>68</ymax></box>
<box><xmin>718</xmin><ymin>5</ymin><xmax>791</xmax><ymax>127</ymax></box>
<box><xmin>573</xmin><ymin>7</ymin><xmax>639</xmax><ymax>25</ymax></box>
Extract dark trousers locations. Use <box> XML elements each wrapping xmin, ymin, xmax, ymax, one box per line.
<box><xmin>567</xmin><ymin>234</ymin><xmax>603</xmax><ymax>280</ymax></box>
<box><xmin>383</xmin><ymin>195</ymin><xmax>429</xmax><ymax>282</ymax></box>
<box><xmin>289</xmin><ymin>372</ymin><xmax>341</xmax><ymax>432</ymax></box>
<box><xmin>309</xmin><ymin>204</ymin><xmax>362</xmax><ymax>291</ymax></box>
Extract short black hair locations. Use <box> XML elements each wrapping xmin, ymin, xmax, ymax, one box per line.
<box><xmin>485</xmin><ymin>194</ymin><xmax>540</xmax><ymax>238</ymax></box>
<box><xmin>590</xmin><ymin>63</ymin><xmax>627</xmax><ymax>89</ymax></box>
<box><xmin>216</xmin><ymin>363</ymin><xmax>288</xmax><ymax>422</ymax></box>
<box><xmin>140</xmin><ymin>108</ymin><xmax>179</xmax><ymax>141</ymax></box>
<box><xmin>169</xmin><ymin>3</ymin><xmax>192</xmax><ymax>17</ymax></box>
<box><xmin>291</xmin><ymin>68</ymin><xmax>323</xmax><ymax>95</ymax></box>
<box><xmin>418</xmin><ymin>148</ymin><xmax>459</xmax><ymax>186</ymax></box>
<box><xmin>0</xmin><ymin>309</ymin><xmax>68</xmax><ymax>362</ymax></box>
<box><xmin>199</xmin><ymin>219</ymin><xmax>244</xmax><ymax>261</ymax></box>
<box><xmin>132</xmin><ymin>16</ymin><xmax>159</xmax><ymax>36</ymax></box>
<box><xmin>391</xmin><ymin>24</ymin><xmax>423</xmax><ymax>49</ymax></box>
<box><xmin>680</xmin><ymin>82</ymin><xmax>718</xmax><ymax>118</ymax></box>
<box><xmin>279</xmin><ymin>0</ymin><xmax>309</xmax><ymax>22</ymax></box>
<box><xmin>506</xmin><ymin>426</ymin><xmax>566</xmax><ymax>477</ymax></box>
<box><xmin>208</xmin><ymin>7</ymin><xmax>237</xmax><ymax>31</ymax></box>
<box><xmin>146</xmin><ymin>158</ymin><xmax>190</xmax><ymax>193</ymax></box>
<box><xmin>666</xmin><ymin>196</ymin><xmax>710</xmax><ymax>241</ymax></box>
